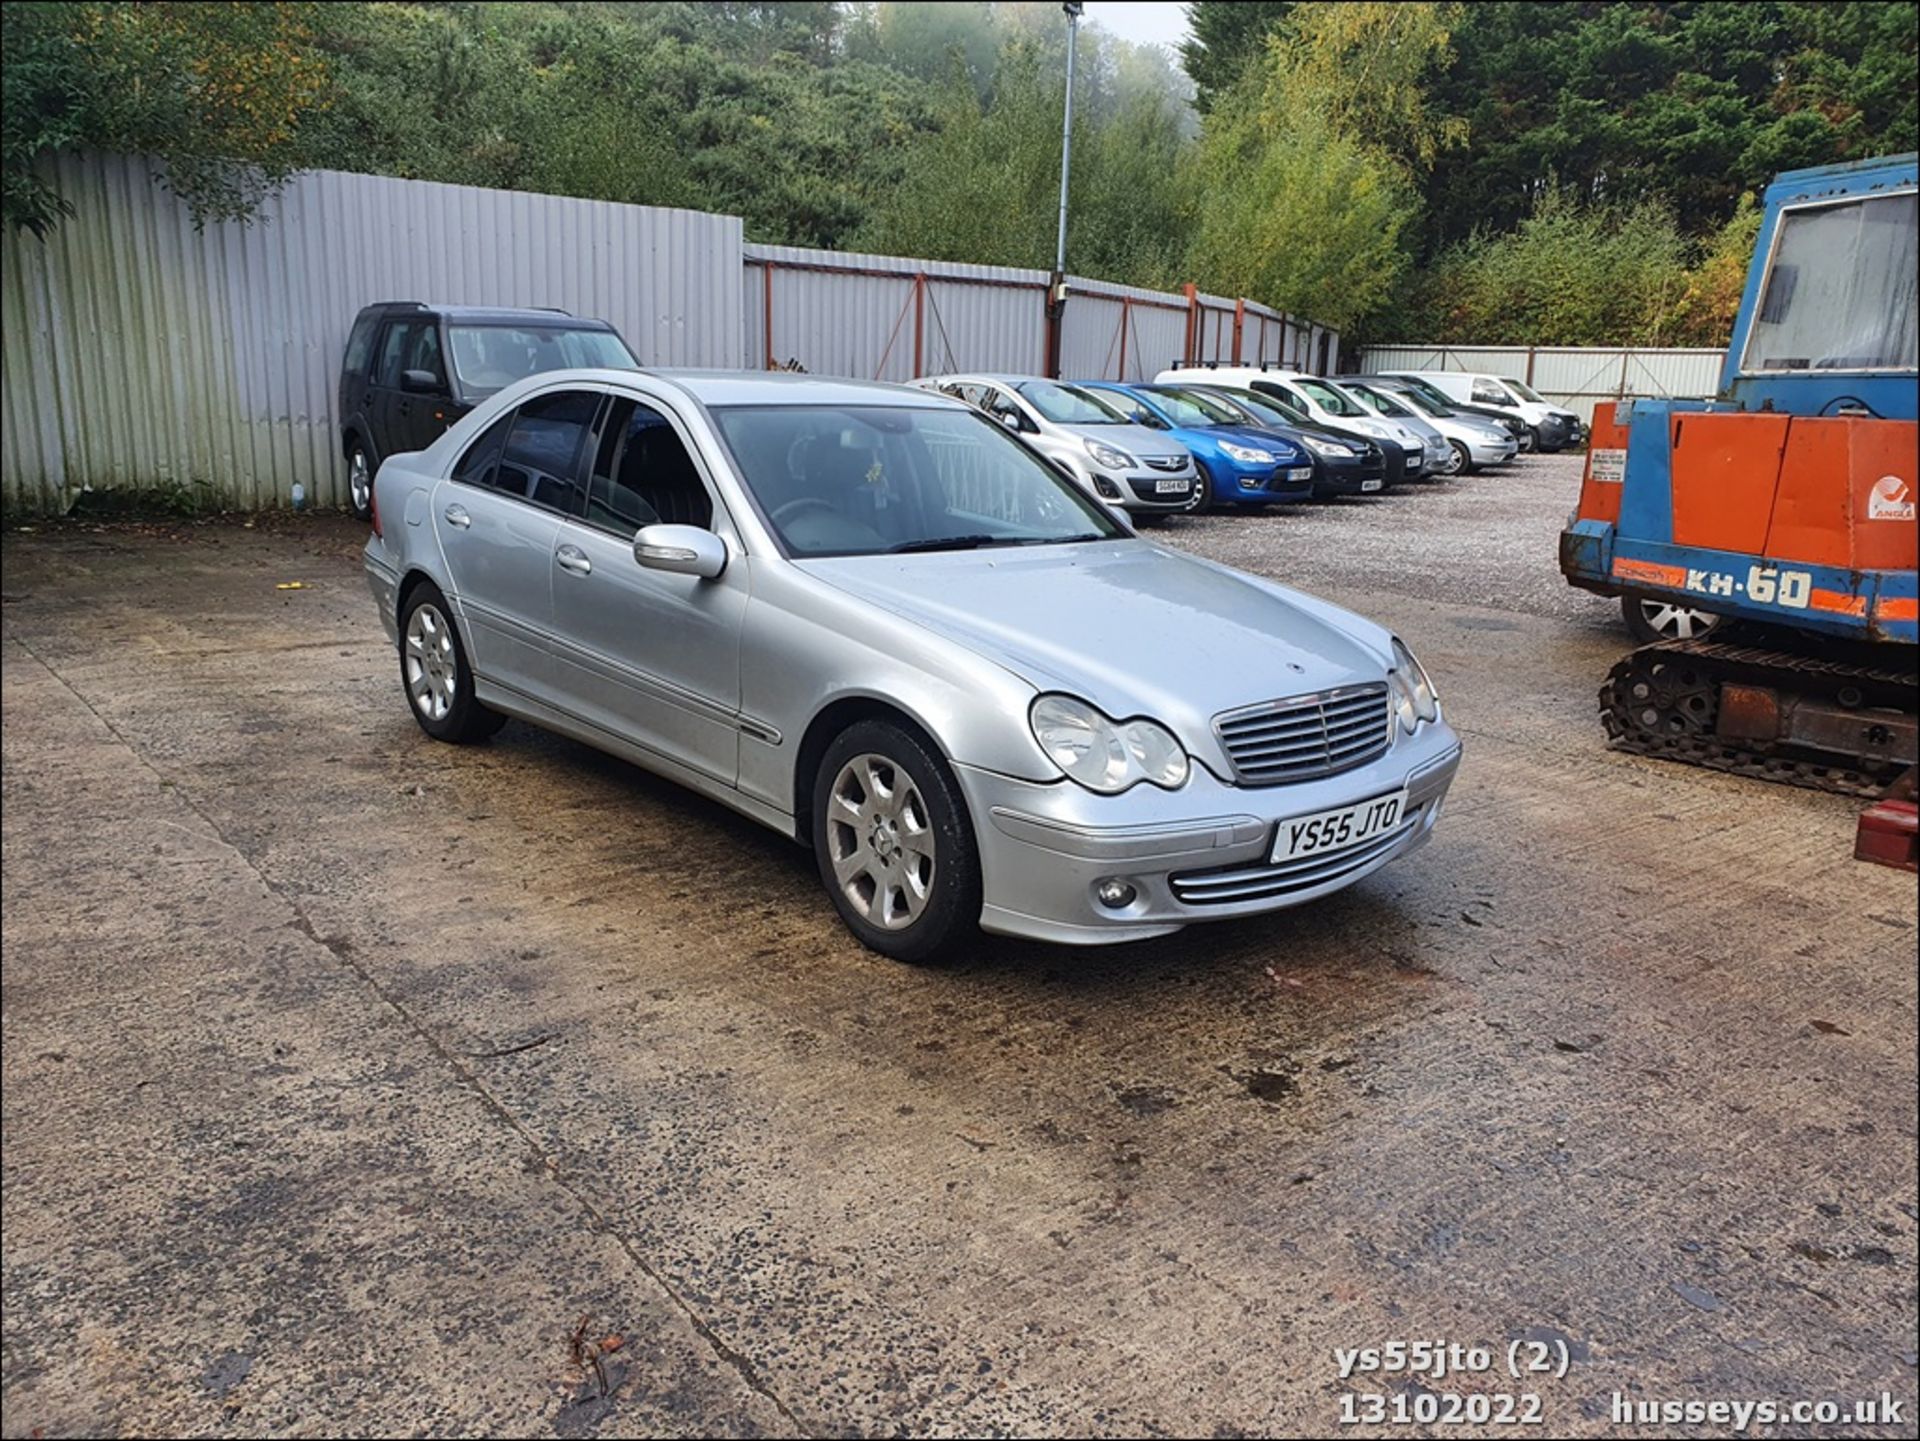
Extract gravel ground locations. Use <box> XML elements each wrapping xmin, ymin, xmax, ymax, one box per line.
<box><xmin>3</xmin><ymin>451</ymin><xmax>1914</xmax><ymax>1438</ymax></box>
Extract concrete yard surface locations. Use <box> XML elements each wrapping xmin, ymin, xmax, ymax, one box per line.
<box><xmin>3</xmin><ymin>455</ymin><xmax>1915</xmax><ymax>1437</ymax></box>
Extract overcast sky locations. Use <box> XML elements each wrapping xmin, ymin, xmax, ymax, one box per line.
<box><xmin>1081</xmin><ymin>2</ymin><xmax>1191</xmax><ymax>54</ymax></box>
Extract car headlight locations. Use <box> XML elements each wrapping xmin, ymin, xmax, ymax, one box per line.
<box><xmin>1218</xmin><ymin>440</ymin><xmax>1276</xmax><ymax>465</ymax></box>
<box><xmin>1302</xmin><ymin>436</ymin><xmax>1355</xmax><ymax>458</ymax></box>
<box><xmin>1387</xmin><ymin>639</ymin><xmax>1440</xmax><ymax>736</ymax></box>
<box><xmin>1029</xmin><ymin>694</ymin><xmax>1190</xmax><ymax>793</ymax></box>
<box><xmin>1084</xmin><ymin>438</ymin><xmax>1135</xmax><ymax>471</ymax></box>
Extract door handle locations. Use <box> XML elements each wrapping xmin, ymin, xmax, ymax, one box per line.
<box><xmin>556</xmin><ymin>544</ymin><xmax>593</xmax><ymax>576</ymax></box>
<box><xmin>443</xmin><ymin>503</ymin><xmax>471</xmax><ymax>529</ymax></box>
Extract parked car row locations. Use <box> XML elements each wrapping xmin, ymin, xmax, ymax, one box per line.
<box><xmin>908</xmin><ymin>364</ymin><xmax>1548</xmax><ymax>520</ymax></box>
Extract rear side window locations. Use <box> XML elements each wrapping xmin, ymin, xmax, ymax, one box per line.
<box><xmin>493</xmin><ymin>390</ymin><xmax>602</xmax><ymax>516</ymax></box>
<box><xmin>452</xmin><ymin>414</ymin><xmax>514</xmax><ymax>490</ymax></box>
<box><xmin>344</xmin><ymin>313</ymin><xmax>379</xmax><ymax>376</ymax></box>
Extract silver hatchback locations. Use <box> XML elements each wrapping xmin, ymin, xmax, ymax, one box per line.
<box><xmin>913</xmin><ymin>374</ymin><xmax>1197</xmax><ymax>514</ymax></box>
<box><xmin>364</xmin><ymin>370</ymin><xmax>1460</xmax><ymax>961</ymax></box>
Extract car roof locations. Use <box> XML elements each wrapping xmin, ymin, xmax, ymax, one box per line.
<box><xmin>357</xmin><ymin>301</ymin><xmax>616</xmax><ymax>329</ymax></box>
<box><xmin>920</xmin><ymin>372</ymin><xmax>1064</xmax><ymax>388</ymax></box>
<box><xmin>504</xmin><ymin>368</ymin><xmax>958</xmax><ymax>408</ymax></box>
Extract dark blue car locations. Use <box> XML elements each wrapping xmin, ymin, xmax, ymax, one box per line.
<box><xmin>1075</xmin><ymin>382</ymin><xmax>1315</xmax><ymax>514</ymax></box>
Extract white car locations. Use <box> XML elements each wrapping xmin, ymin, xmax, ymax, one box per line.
<box><xmin>1157</xmin><ymin>365</ymin><xmax>1434</xmax><ymax>484</ymax></box>
<box><xmin>1376</xmin><ymin>371</ymin><xmax>1586</xmax><ymax>452</ymax></box>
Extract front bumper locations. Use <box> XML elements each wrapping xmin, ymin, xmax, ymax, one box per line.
<box><xmin>1220</xmin><ymin>460</ymin><xmax>1315</xmax><ymax>505</ymax></box>
<box><xmin>1467</xmin><ymin>434</ymin><xmax>1519</xmax><ymax>465</ymax></box>
<box><xmin>956</xmin><ymin>722</ymin><xmax>1462</xmax><ymax>945</ymax></box>
<box><xmin>1105</xmin><ymin>466</ymin><xmax>1195</xmax><ymax>512</ymax></box>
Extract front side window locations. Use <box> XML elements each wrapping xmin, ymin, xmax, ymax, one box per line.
<box><xmin>711</xmin><ymin>404</ymin><xmax>1123</xmax><ymax>558</ymax></box>
<box><xmin>1246</xmin><ymin>382</ymin><xmax>1311</xmax><ymax>421</ymax></box>
<box><xmin>492</xmin><ymin>390</ymin><xmax>602</xmax><ymax>516</ymax></box>
<box><xmin>1742</xmin><ymin>191</ymin><xmax>1917</xmax><ymax>372</ymax></box>
<box><xmin>1015</xmin><ymin>379</ymin><xmax>1130</xmax><ymax>426</ymax></box>
<box><xmin>406</xmin><ymin>324</ymin><xmax>446</xmax><ymax>388</ymax></box>
<box><xmin>1294</xmin><ymin>377</ymin><xmax>1366</xmax><ymax>416</ymax></box>
<box><xmin>979</xmin><ymin>387</ymin><xmax>1030</xmax><ymax>431</ymax></box>
<box><xmin>1471</xmin><ymin>379</ymin><xmax>1515</xmax><ymax>405</ymax></box>
<box><xmin>585</xmin><ymin>399</ymin><xmax>714</xmax><ymax>532</ymax></box>
<box><xmin>447</xmin><ymin>325</ymin><xmax>639</xmax><ymax>401</ymax></box>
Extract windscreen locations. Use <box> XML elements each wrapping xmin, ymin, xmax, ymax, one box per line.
<box><xmin>710</xmin><ymin>405</ymin><xmax>1123</xmax><ymax>558</ymax></box>
<box><xmin>1015</xmin><ymin>380</ymin><xmax>1131</xmax><ymax>425</ymax></box>
<box><xmin>1141</xmin><ymin>386</ymin><xmax>1241</xmax><ymax>426</ymax></box>
<box><xmin>1505</xmin><ymin>379</ymin><xmax>1548</xmax><ymax>403</ymax></box>
<box><xmin>1206</xmin><ymin>389</ymin><xmax>1294</xmax><ymax>428</ymax></box>
<box><xmin>1742</xmin><ymin>191</ymin><xmax>1918</xmax><ymax>372</ymax></box>
<box><xmin>1344</xmin><ymin>384</ymin><xmax>1411</xmax><ymax>417</ymax></box>
<box><xmin>448</xmin><ymin>324</ymin><xmax>638</xmax><ymax>399</ymax></box>
<box><xmin>1293</xmin><ymin>377</ymin><xmax>1367</xmax><ymax>416</ymax></box>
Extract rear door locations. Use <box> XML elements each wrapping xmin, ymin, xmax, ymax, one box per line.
<box><xmin>432</xmin><ymin>388</ymin><xmax>602</xmax><ymax>700</ymax></box>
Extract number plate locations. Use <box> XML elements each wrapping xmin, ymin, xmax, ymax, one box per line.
<box><xmin>1155</xmin><ymin>478</ymin><xmax>1189</xmax><ymax>494</ymax></box>
<box><xmin>1272</xmin><ymin>791</ymin><xmax>1406</xmax><ymax>863</ymax></box>
<box><xmin>1361</xmin><ymin>478</ymin><xmax>1383</xmax><ymax>492</ymax></box>
<box><xmin>1285</xmin><ymin>467</ymin><xmax>1313</xmax><ymax>482</ymax></box>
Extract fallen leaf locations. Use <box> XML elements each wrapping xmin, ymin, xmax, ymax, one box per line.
<box><xmin>600</xmin><ymin>1335</ymin><xmax>624</xmax><ymax>1353</ymax></box>
<box><xmin>276</xmin><ymin>581</ymin><xmax>306</xmax><ymax>590</ymax></box>
<box><xmin>1809</xmin><ymin>1019</ymin><xmax>1850</xmax><ymax>1036</ymax></box>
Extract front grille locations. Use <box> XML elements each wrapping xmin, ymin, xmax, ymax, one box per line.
<box><xmin>1144</xmin><ymin>455</ymin><xmax>1187</xmax><ymax>472</ymax></box>
<box><xmin>1171</xmin><ymin>803</ymin><xmax>1423</xmax><ymax>905</ymax></box>
<box><xmin>1213</xmin><ymin>683</ymin><xmax>1391</xmax><ymax>786</ymax></box>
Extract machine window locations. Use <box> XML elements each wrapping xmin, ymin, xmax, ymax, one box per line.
<box><xmin>493</xmin><ymin>390</ymin><xmax>602</xmax><ymax>516</ymax></box>
<box><xmin>1743</xmin><ymin>191</ymin><xmax>1918</xmax><ymax>372</ymax></box>
<box><xmin>585</xmin><ymin>399</ymin><xmax>714</xmax><ymax>532</ymax></box>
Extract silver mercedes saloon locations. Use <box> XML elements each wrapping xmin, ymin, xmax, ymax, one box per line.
<box><xmin>362</xmin><ymin>369</ymin><xmax>1461</xmax><ymax>961</ymax></box>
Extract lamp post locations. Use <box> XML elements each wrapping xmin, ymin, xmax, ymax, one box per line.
<box><xmin>1045</xmin><ymin>1</ymin><xmax>1083</xmax><ymax>378</ymax></box>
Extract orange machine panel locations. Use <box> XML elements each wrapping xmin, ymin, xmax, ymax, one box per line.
<box><xmin>1668</xmin><ymin>412</ymin><xmax>1791</xmax><ymax>554</ymax></box>
<box><xmin>1765</xmin><ymin>417</ymin><xmax>1920</xmax><ymax>572</ymax></box>
<box><xmin>1575</xmin><ymin>402</ymin><xmax>1628</xmax><ymax>524</ymax></box>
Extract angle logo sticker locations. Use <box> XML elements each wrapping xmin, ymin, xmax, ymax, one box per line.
<box><xmin>1868</xmin><ymin>476</ymin><xmax>1916</xmax><ymax>521</ymax></box>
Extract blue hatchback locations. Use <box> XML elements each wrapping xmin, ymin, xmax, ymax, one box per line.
<box><xmin>1076</xmin><ymin>382</ymin><xmax>1315</xmax><ymax>513</ymax></box>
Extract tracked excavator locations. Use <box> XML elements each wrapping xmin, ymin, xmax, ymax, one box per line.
<box><xmin>1558</xmin><ymin>153</ymin><xmax>1918</xmax><ymax>868</ymax></box>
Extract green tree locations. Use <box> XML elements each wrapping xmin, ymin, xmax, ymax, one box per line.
<box><xmin>1180</xmin><ymin>1</ymin><xmax>1293</xmax><ymax>115</ymax></box>
<box><xmin>3</xmin><ymin>1</ymin><xmax>332</xmax><ymax>235</ymax></box>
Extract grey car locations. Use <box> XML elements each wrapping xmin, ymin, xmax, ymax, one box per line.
<box><xmin>363</xmin><ymin>370</ymin><xmax>1460</xmax><ymax>961</ymax></box>
<box><xmin>1335</xmin><ymin>378</ymin><xmax>1517</xmax><ymax>476</ymax></box>
<box><xmin>912</xmin><ymin>374</ymin><xmax>1196</xmax><ymax>515</ymax></box>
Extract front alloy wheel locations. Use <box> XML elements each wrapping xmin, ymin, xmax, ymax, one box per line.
<box><xmin>1185</xmin><ymin>463</ymin><xmax>1213</xmax><ymax>514</ymax></box>
<box><xmin>811</xmin><ymin>720</ymin><xmax>980</xmax><ymax>963</ymax></box>
<box><xmin>1444</xmin><ymin>441</ymin><xmax>1470</xmax><ymax>476</ymax></box>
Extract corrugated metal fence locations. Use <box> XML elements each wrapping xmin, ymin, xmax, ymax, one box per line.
<box><xmin>1357</xmin><ymin>344</ymin><xmax>1724</xmax><ymax>428</ymax></box>
<box><xmin>744</xmin><ymin>245</ymin><xmax>1338</xmax><ymax>386</ymax></box>
<box><xmin>2</xmin><ymin>152</ymin><xmax>1341</xmax><ymax>514</ymax></box>
<box><xmin>2</xmin><ymin>153</ymin><xmax>744</xmax><ymax>514</ymax></box>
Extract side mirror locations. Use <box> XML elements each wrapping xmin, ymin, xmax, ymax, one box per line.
<box><xmin>633</xmin><ymin>523</ymin><xmax>727</xmax><ymax>580</ymax></box>
<box><xmin>994</xmin><ymin>409</ymin><xmax>1023</xmax><ymax>432</ymax></box>
<box><xmin>401</xmin><ymin>368</ymin><xmax>443</xmax><ymax>394</ymax></box>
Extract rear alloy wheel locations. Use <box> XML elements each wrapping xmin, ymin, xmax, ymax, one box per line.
<box><xmin>348</xmin><ymin>444</ymin><xmax>374</xmax><ymax>523</ymax></box>
<box><xmin>812</xmin><ymin>720</ymin><xmax>980</xmax><ymax>963</ymax></box>
<box><xmin>1184</xmin><ymin>463</ymin><xmax>1214</xmax><ymax>514</ymax></box>
<box><xmin>1623</xmin><ymin>594</ymin><xmax>1723</xmax><ymax>645</ymax></box>
<box><xmin>399</xmin><ymin>583</ymin><xmax>508</xmax><ymax>743</ymax></box>
<box><xmin>1444</xmin><ymin>440</ymin><xmax>1471</xmax><ymax>476</ymax></box>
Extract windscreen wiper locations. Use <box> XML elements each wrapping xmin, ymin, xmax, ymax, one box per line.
<box><xmin>888</xmin><ymin>534</ymin><xmax>1002</xmax><ymax>553</ymax></box>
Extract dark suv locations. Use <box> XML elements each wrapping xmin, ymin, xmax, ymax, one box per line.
<box><xmin>338</xmin><ymin>302</ymin><xmax>637</xmax><ymax>519</ymax></box>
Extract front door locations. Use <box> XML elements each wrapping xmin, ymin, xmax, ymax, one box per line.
<box><xmin>432</xmin><ymin>389</ymin><xmax>600</xmax><ymax>699</ymax></box>
<box><xmin>548</xmin><ymin>395</ymin><xmax>747</xmax><ymax>786</ymax></box>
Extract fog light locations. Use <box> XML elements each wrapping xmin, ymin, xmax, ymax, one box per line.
<box><xmin>1095</xmin><ymin>878</ymin><xmax>1137</xmax><ymax>909</ymax></box>
<box><xmin>1094</xmin><ymin>476</ymin><xmax>1120</xmax><ymax>499</ymax></box>
<box><xmin>1239</xmin><ymin>474</ymin><xmax>1262</xmax><ymax>490</ymax></box>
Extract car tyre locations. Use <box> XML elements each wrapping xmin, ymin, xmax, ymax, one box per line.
<box><xmin>348</xmin><ymin>442</ymin><xmax>375</xmax><ymax>523</ymax></box>
<box><xmin>399</xmin><ymin>582</ymin><xmax>509</xmax><ymax>743</ymax></box>
<box><xmin>1184</xmin><ymin>463</ymin><xmax>1214</xmax><ymax>515</ymax></box>
<box><xmin>1622</xmin><ymin>593</ymin><xmax>1723</xmax><ymax>645</ymax></box>
<box><xmin>1446</xmin><ymin>440</ymin><xmax>1472</xmax><ymax>476</ymax></box>
<box><xmin>812</xmin><ymin>720</ymin><xmax>981</xmax><ymax>964</ymax></box>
